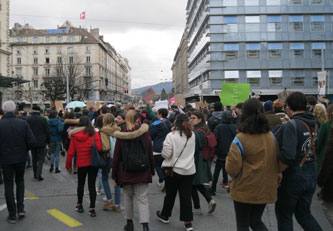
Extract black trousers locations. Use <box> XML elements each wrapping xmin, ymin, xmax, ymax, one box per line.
<box><xmin>2</xmin><ymin>162</ymin><xmax>26</xmax><ymax>217</ymax></box>
<box><xmin>161</xmin><ymin>172</ymin><xmax>194</xmax><ymax>222</ymax></box>
<box><xmin>192</xmin><ymin>184</ymin><xmax>212</xmax><ymax>209</ymax></box>
<box><xmin>233</xmin><ymin>201</ymin><xmax>268</xmax><ymax>231</ymax></box>
<box><xmin>211</xmin><ymin>159</ymin><xmax>228</xmax><ymax>191</ymax></box>
<box><xmin>77</xmin><ymin>166</ymin><xmax>98</xmax><ymax>208</ymax></box>
<box><xmin>31</xmin><ymin>147</ymin><xmax>46</xmax><ymax>178</ymax></box>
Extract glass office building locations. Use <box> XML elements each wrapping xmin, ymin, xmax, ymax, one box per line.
<box><xmin>185</xmin><ymin>0</ymin><xmax>333</xmax><ymax>99</ymax></box>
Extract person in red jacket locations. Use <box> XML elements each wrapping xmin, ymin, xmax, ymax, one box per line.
<box><xmin>66</xmin><ymin>116</ymin><xmax>102</xmax><ymax>217</ymax></box>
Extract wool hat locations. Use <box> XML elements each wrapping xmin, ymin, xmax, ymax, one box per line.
<box><xmin>264</xmin><ymin>100</ymin><xmax>273</xmax><ymax>112</ymax></box>
<box><xmin>222</xmin><ymin>110</ymin><xmax>234</xmax><ymax>123</ymax></box>
<box><xmin>32</xmin><ymin>105</ymin><xmax>40</xmax><ymax>111</ymax></box>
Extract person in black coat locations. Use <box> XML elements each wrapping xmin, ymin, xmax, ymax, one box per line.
<box><xmin>209</xmin><ymin>110</ymin><xmax>236</xmax><ymax>196</ymax></box>
<box><xmin>0</xmin><ymin>101</ymin><xmax>36</xmax><ymax>223</ymax></box>
<box><xmin>26</xmin><ymin>105</ymin><xmax>50</xmax><ymax>181</ymax></box>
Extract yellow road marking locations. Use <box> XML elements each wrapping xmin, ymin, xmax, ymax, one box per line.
<box><xmin>24</xmin><ymin>190</ymin><xmax>39</xmax><ymax>199</ymax></box>
<box><xmin>47</xmin><ymin>209</ymin><xmax>83</xmax><ymax>228</ymax></box>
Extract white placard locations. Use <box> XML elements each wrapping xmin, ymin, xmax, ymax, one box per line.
<box><xmin>154</xmin><ymin>100</ymin><xmax>169</xmax><ymax>111</ymax></box>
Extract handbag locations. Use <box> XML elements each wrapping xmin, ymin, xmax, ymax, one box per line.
<box><xmin>90</xmin><ymin>133</ymin><xmax>107</xmax><ymax>168</ymax></box>
<box><xmin>162</xmin><ymin>138</ymin><xmax>189</xmax><ymax>177</ymax></box>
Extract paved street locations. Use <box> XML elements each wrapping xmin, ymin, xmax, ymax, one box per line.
<box><xmin>0</xmin><ymin>155</ymin><xmax>332</xmax><ymax>231</ymax></box>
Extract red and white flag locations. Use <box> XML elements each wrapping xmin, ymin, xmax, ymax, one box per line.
<box><xmin>80</xmin><ymin>11</ymin><xmax>86</xmax><ymax>19</ymax></box>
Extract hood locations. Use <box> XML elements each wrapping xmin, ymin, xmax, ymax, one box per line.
<box><xmin>113</xmin><ymin>123</ymin><xmax>149</xmax><ymax>140</ymax></box>
<box><xmin>69</xmin><ymin>127</ymin><xmax>86</xmax><ymax>137</ymax></box>
<box><xmin>212</xmin><ymin>111</ymin><xmax>223</xmax><ymax>121</ymax></box>
<box><xmin>292</xmin><ymin>112</ymin><xmax>316</xmax><ymax>127</ymax></box>
<box><xmin>69</xmin><ymin>128</ymin><xmax>91</xmax><ymax>142</ymax></box>
<box><xmin>65</xmin><ymin>119</ymin><xmax>79</xmax><ymax>125</ymax></box>
<box><xmin>222</xmin><ymin>110</ymin><xmax>234</xmax><ymax>123</ymax></box>
<box><xmin>48</xmin><ymin>118</ymin><xmax>61</xmax><ymax>127</ymax></box>
<box><xmin>100</xmin><ymin>123</ymin><xmax>121</xmax><ymax>136</ymax></box>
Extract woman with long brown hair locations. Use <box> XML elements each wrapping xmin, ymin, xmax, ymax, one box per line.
<box><xmin>156</xmin><ymin>114</ymin><xmax>196</xmax><ymax>231</ymax></box>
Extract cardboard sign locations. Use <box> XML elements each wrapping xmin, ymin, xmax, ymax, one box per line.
<box><xmin>277</xmin><ymin>89</ymin><xmax>295</xmax><ymax>103</ymax></box>
<box><xmin>220</xmin><ymin>83</ymin><xmax>250</xmax><ymax>106</ymax></box>
<box><xmin>85</xmin><ymin>101</ymin><xmax>96</xmax><ymax>110</ymax></box>
<box><xmin>154</xmin><ymin>100</ymin><xmax>168</xmax><ymax>111</ymax></box>
<box><xmin>174</xmin><ymin>94</ymin><xmax>185</xmax><ymax>106</ymax></box>
<box><xmin>55</xmin><ymin>101</ymin><xmax>64</xmax><ymax>112</ymax></box>
<box><xmin>318</xmin><ymin>71</ymin><xmax>327</xmax><ymax>96</ymax></box>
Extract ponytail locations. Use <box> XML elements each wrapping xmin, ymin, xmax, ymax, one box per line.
<box><xmin>174</xmin><ymin>114</ymin><xmax>192</xmax><ymax>138</ymax></box>
<box><xmin>181</xmin><ymin>121</ymin><xmax>192</xmax><ymax>138</ymax></box>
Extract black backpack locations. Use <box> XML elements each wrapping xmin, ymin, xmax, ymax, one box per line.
<box><xmin>122</xmin><ymin>138</ymin><xmax>150</xmax><ymax>172</ymax></box>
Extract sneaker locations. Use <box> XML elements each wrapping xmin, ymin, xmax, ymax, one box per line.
<box><xmin>222</xmin><ymin>182</ymin><xmax>229</xmax><ymax>189</ymax></box>
<box><xmin>102</xmin><ymin>196</ymin><xmax>108</xmax><ymax>202</ymax></box>
<box><xmin>113</xmin><ymin>205</ymin><xmax>121</xmax><ymax>213</ymax></box>
<box><xmin>89</xmin><ymin>209</ymin><xmax>96</xmax><ymax>217</ymax></box>
<box><xmin>192</xmin><ymin>208</ymin><xmax>202</xmax><ymax>215</ymax></box>
<box><xmin>96</xmin><ymin>188</ymin><xmax>102</xmax><ymax>196</ymax></box>
<box><xmin>184</xmin><ymin>222</ymin><xmax>193</xmax><ymax>231</ymax></box>
<box><xmin>103</xmin><ymin>200</ymin><xmax>114</xmax><ymax>210</ymax></box>
<box><xmin>55</xmin><ymin>168</ymin><xmax>61</xmax><ymax>173</ymax></box>
<box><xmin>7</xmin><ymin>215</ymin><xmax>16</xmax><ymax>224</ymax></box>
<box><xmin>208</xmin><ymin>200</ymin><xmax>216</xmax><ymax>214</ymax></box>
<box><xmin>75</xmin><ymin>204</ymin><xmax>84</xmax><ymax>213</ymax></box>
<box><xmin>37</xmin><ymin>177</ymin><xmax>44</xmax><ymax>182</ymax></box>
<box><xmin>49</xmin><ymin>165</ymin><xmax>54</xmax><ymax>172</ymax></box>
<box><xmin>18</xmin><ymin>211</ymin><xmax>26</xmax><ymax>218</ymax></box>
<box><xmin>219</xmin><ymin>182</ymin><xmax>224</xmax><ymax>186</ymax></box>
<box><xmin>156</xmin><ymin>211</ymin><xmax>169</xmax><ymax>224</ymax></box>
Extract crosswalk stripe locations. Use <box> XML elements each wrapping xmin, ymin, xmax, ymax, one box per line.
<box><xmin>47</xmin><ymin>209</ymin><xmax>83</xmax><ymax>228</ymax></box>
<box><xmin>25</xmin><ymin>190</ymin><xmax>39</xmax><ymax>199</ymax></box>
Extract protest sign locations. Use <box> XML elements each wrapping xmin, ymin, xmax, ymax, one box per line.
<box><xmin>154</xmin><ymin>100</ymin><xmax>168</xmax><ymax>111</ymax></box>
<box><xmin>318</xmin><ymin>71</ymin><xmax>327</xmax><ymax>96</ymax></box>
<box><xmin>277</xmin><ymin>89</ymin><xmax>295</xmax><ymax>103</ymax></box>
<box><xmin>220</xmin><ymin>83</ymin><xmax>250</xmax><ymax>106</ymax></box>
<box><xmin>55</xmin><ymin>101</ymin><xmax>64</xmax><ymax>111</ymax></box>
<box><xmin>174</xmin><ymin>94</ymin><xmax>185</xmax><ymax>105</ymax></box>
<box><xmin>85</xmin><ymin>101</ymin><xmax>96</xmax><ymax>110</ymax></box>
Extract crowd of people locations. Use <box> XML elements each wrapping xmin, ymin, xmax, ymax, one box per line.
<box><xmin>0</xmin><ymin>91</ymin><xmax>332</xmax><ymax>231</ymax></box>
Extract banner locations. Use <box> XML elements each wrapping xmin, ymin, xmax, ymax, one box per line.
<box><xmin>318</xmin><ymin>71</ymin><xmax>327</xmax><ymax>96</ymax></box>
<box><xmin>220</xmin><ymin>83</ymin><xmax>250</xmax><ymax>106</ymax></box>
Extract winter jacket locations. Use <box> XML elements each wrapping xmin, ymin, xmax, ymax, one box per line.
<box><xmin>65</xmin><ymin>127</ymin><xmax>102</xmax><ymax>169</ymax></box>
<box><xmin>112</xmin><ymin>124</ymin><xmax>154</xmax><ymax>186</ymax></box>
<box><xmin>99</xmin><ymin>123</ymin><xmax>120</xmax><ymax>152</ymax></box>
<box><xmin>146</xmin><ymin>104</ymin><xmax>158</xmax><ymax>122</ymax></box>
<box><xmin>264</xmin><ymin>111</ymin><xmax>282</xmax><ymax>130</ymax></box>
<box><xmin>193</xmin><ymin>127</ymin><xmax>213</xmax><ymax>185</ymax></box>
<box><xmin>280</xmin><ymin>112</ymin><xmax>318</xmax><ymax>167</ymax></box>
<box><xmin>208</xmin><ymin>111</ymin><xmax>223</xmax><ymax>132</ymax></box>
<box><xmin>226</xmin><ymin>132</ymin><xmax>279</xmax><ymax>204</ymax></box>
<box><xmin>168</xmin><ymin>110</ymin><xmax>180</xmax><ymax>123</ymax></box>
<box><xmin>62</xmin><ymin>119</ymin><xmax>79</xmax><ymax>151</ymax></box>
<box><xmin>213</xmin><ymin>122</ymin><xmax>237</xmax><ymax>160</ymax></box>
<box><xmin>161</xmin><ymin>130</ymin><xmax>196</xmax><ymax>176</ymax></box>
<box><xmin>0</xmin><ymin>112</ymin><xmax>36</xmax><ymax>165</ymax></box>
<box><xmin>150</xmin><ymin>119</ymin><xmax>172</xmax><ymax>153</ymax></box>
<box><xmin>317</xmin><ymin>122</ymin><xmax>331</xmax><ymax>172</ymax></box>
<box><xmin>27</xmin><ymin>112</ymin><xmax>50</xmax><ymax>148</ymax></box>
<box><xmin>48</xmin><ymin>118</ymin><xmax>64</xmax><ymax>143</ymax></box>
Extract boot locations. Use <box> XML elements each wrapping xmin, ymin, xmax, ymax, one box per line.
<box><xmin>49</xmin><ymin>165</ymin><xmax>54</xmax><ymax>172</ymax></box>
<box><xmin>124</xmin><ymin>219</ymin><xmax>134</xmax><ymax>231</ymax></box>
<box><xmin>55</xmin><ymin>168</ymin><xmax>61</xmax><ymax>173</ymax></box>
<box><xmin>142</xmin><ymin>223</ymin><xmax>149</xmax><ymax>231</ymax></box>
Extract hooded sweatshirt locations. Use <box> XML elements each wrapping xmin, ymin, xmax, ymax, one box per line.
<box><xmin>65</xmin><ymin>127</ymin><xmax>102</xmax><ymax>168</ymax></box>
<box><xmin>208</xmin><ymin>111</ymin><xmax>223</xmax><ymax>132</ymax></box>
<box><xmin>48</xmin><ymin>118</ymin><xmax>64</xmax><ymax>143</ymax></box>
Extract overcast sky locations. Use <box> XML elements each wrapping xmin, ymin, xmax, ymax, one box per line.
<box><xmin>10</xmin><ymin>0</ymin><xmax>187</xmax><ymax>89</ymax></box>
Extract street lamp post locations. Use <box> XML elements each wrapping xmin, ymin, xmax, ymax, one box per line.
<box><xmin>66</xmin><ymin>72</ymin><xmax>70</xmax><ymax>104</ymax></box>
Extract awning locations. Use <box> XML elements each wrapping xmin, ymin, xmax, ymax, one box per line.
<box><xmin>0</xmin><ymin>76</ymin><xmax>30</xmax><ymax>88</ymax></box>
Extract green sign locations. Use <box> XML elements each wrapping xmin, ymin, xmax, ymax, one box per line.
<box><xmin>220</xmin><ymin>83</ymin><xmax>250</xmax><ymax>106</ymax></box>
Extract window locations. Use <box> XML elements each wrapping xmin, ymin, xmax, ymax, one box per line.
<box><xmin>268</xmin><ymin>43</ymin><xmax>282</xmax><ymax>59</ymax></box>
<box><xmin>224</xmin><ymin>0</ymin><xmax>237</xmax><ymax>6</ymax></box>
<box><xmin>105</xmin><ymin>78</ymin><xmax>109</xmax><ymax>87</ymax></box>
<box><xmin>16</xmin><ymin>69</ymin><xmax>22</xmax><ymax>76</ymax></box>
<box><xmin>68</xmin><ymin>36</ymin><xmax>75</xmax><ymax>42</ymax></box>
<box><xmin>33</xmin><ymin>49</ymin><xmax>38</xmax><ymax>55</ymax></box>
<box><xmin>311</xmin><ymin>0</ymin><xmax>323</xmax><ymax>4</ymax></box>
<box><xmin>86</xmin><ymin>67</ymin><xmax>91</xmax><ymax>76</ymax></box>
<box><xmin>86</xmin><ymin>46</ymin><xmax>91</xmax><ymax>53</ymax></box>
<box><xmin>67</xmin><ymin>47</ymin><xmax>73</xmax><ymax>54</ymax></box>
<box><xmin>246</xmin><ymin>43</ymin><xmax>260</xmax><ymax>59</ymax></box>
<box><xmin>57</xmin><ymin>36</ymin><xmax>62</xmax><ymax>43</ymax></box>
<box><xmin>17</xmin><ymin>58</ymin><xmax>21</xmax><ymax>64</ymax></box>
<box><xmin>225</xmin><ymin>71</ymin><xmax>239</xmax><ymax>79</ymax></box>
<box><xmin>289</xmin><ymin>16</ymin><xmax>303</xmax><ymax>32</ymax></box>
<box><xmin>224</xmin><ymin>44</ymin><xmax>238</xmax><ymax>59</ymax></box>
<box><xmin>57</xmin><ymin>49</ymin><xmax>61</xmax><ymax>54</ymax></box>
<box><xmin>56</xmin><ymin>68</ymin><xmax>62</xmax><ymax>77</ymax></box>
<box><xmin>312</xmin><ymin>42</ymin><xmax>325</xmax><ymax>58</ymax></box>
<box><xmin>245</xmin><ymin>0</ymin><xmax>259</xmax><ymax>5</ymax></box>
<box><xmin>33</xmin><ymin>68</ymin><xmax>38</xmax><ymax>76</ymax></box>
<box><xmin>45</xmin><ymin>68</ymin><xmax>50</xmax><ymax>77</ymax></box>
<box><xmin>289</xmin><ymin>0</ymin><xmax>302</xmax><ymax>4</ymax></box>
<box><xmin>69</xmin><ymin>56</ymin><xmax>74</xmax><ymax>64</ymax></box>
<box><xmin>33</xmin><ymin>80</ymin><xmax>38</xmax><ymax>88</ymax></box>
<box><xmin>291</xmin><ymin>77</ymin><xmax>304</xmax><ymax>87</ymax></box>
<box><xmin>267</xmin><ymin>16</ymin><xmax>282</xmax><ymax>32</ymax></box>
<box><xmin>33</xmin><ymin>37</ymin><xmax>39</xmax><ymax>44</ymax></box>
<box><xmin>33</xmin><ymin>58</ymin><xmax>38</xmax><ymax>64</ymax></box>
<box><xmin>290</xmin><ymin>43</ymin><xmax>304</xmax><ymax>58</ymax></box>
<box><xmin>45</xmin><ymin>48</ymin><xmax>50</xmax><ymax>54</ymax></box>
<box><xmin>57</xmin><ymin>57</ymin><xmax>62</xmax><ymax>64</ymax></box>
<box><xmin>45</xmin><ymin>58</ymin><xmax>50</xmax><ymax>64</ymax></box>
<box><xmin>245</xmin><ymin>16</ymin><xmax>260</xmax><ymax>32</ymax></box>
<box><xmin>224</xmin><ymin>16</ymin><xmax>238</xmax><ymax>32</ymax></box>
<box><xmin>269</xmin><ymin>70</ymin><xmax>283</xmax><ymax>86</ymax></box>
<box><xmin>266</xmin><ymin>0</ymin><xmax>280</xmax><ymax>5</ymax></box>
<box><xmin>16</xmin><ymin>49</ymin><xmax>21</xmax><ymax>55</ymax></box>
<box><xmin>86</xmin><ymin>56</ymin><xmax>91</xmax><ymax>63</ymax></box>
<box><xmin>69</xmin><ymin>67</ymin><xmax>74</xmax><ymax>75</ymax></box>
<box><xmin>246</xmin><ymin>71</ymin><xmax>261</xmax><ymax>87</ymax></box>
<box><xmin>45</xmin><ymin>37</ymin><xmax>51</xmax><ymax>43</ymax></box>
<box><xmin>311</xmin><ymin>16</ymin><xmax>324</xmax><ymax>32</ymax></box>
<box><xmin>312</xmin><ymin>76</ymin><xmax>318</xmax><ymax>86</ymax></box>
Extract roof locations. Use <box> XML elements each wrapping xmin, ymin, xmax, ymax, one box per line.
<box><xmin>0</xmin><ymin>76</ymin><xmax>30</xmax><ymax>88</ymax></box>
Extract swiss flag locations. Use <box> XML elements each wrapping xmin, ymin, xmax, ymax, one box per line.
<box><xmin>80</xmin><ymin>11</ymin><xmax>86</xmax><ymax>19</ymax></box>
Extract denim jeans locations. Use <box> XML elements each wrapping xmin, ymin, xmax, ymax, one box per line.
<box><xmin>50</xmin><ymin>142</ymin><xmax>62</xmax><ymax>168</ymax></box>
<box><xmin>211</xmin><ymin>159</ymin><xmax>228</xmax><ymax>191</ymax></box>
<box><xmin>154</xmin><ymin>154</ymin><xmax>164</xmax><ymax>183</ymax></box>
<box><xmin>275</xmin><ymin>163</ymin><xmax>322</xmax><ymax>231</ymax></box>
<box><xmin>101</xmin><ymin>158</ymin><xmax>121</xmax><ymax>204</ymax></box>
<box><xmin>2</xmin><ymin>162</ymin><xmax>26</xmax><ymax>217</ymax></box>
